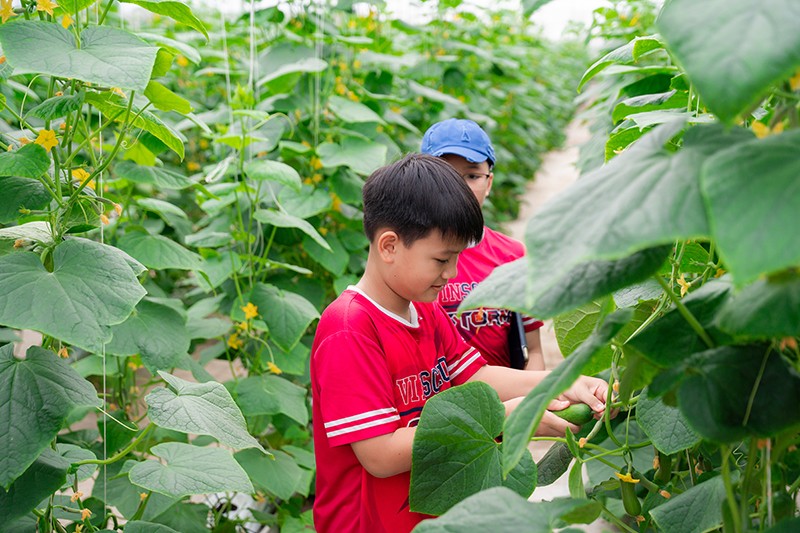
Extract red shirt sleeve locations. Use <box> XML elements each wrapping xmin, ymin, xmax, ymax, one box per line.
<box><xmin>314</xmin><ymin>329</ymin><xmax>402</xmax><ymax>448</ymax></box>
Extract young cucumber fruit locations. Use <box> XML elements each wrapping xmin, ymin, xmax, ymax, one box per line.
<box><xmin>552</xmin><ymin>403</ymin><xmax>594</xmax><ymax>426</ymax></box>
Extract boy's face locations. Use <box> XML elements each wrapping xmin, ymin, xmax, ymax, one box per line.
<box><xmin>441</xmin><ymin>154</ymin><xmax>493</xmax><ymax>206</ymax></box>
<box><xmin>386</xmin><ymin>230</ymin><xmax>467</xmax><ymax>303</ymax></box>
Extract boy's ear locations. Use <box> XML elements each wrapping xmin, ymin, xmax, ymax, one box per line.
<box><xmin>376</xmin><ymin>230</ymin><xmax>400</xmax><ymax>263</ymax></box>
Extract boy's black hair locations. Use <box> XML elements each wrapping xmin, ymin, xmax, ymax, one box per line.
<box><xmin>362</xmin><ymin>153</ymin><xmax>484</xmax><ymax>246</ymax></box>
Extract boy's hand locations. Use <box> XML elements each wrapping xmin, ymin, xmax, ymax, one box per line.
<box><xmin>559</xmin><ymin>375</ymin><xmax>612</xmax><ymax>419</ymax></box>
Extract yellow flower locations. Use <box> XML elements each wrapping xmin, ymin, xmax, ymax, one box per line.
<box><xmin>780</xmin><ymin>337</ymin><xmax>798</xmax><ymax>351</ymax></box>
<box><xmin>578</xmin><ymin>437</ymin><xmax>587</xmax><ymax>448</ymax></box>
<box><xmin>319</xmin><ymin>226</ymin><xmax>328</xmax><ymax>236</ymax></box>
<box><xmin>13</xmin><ymin>238</ymin><xmax>25</xmax><ymax>249</ymax></box>
<box><xmin>70</xmin><ymin>491</ymin><xmax>83</xmax><ymax>502</ymax></box>
<box><xmin>715</xmin><ymin>268</ymin><xmax>726</xmax><ymax>278</ymax></box>
<box><xmin>347</xmin><ymin>90</ymin><xmax>359</xmax><ymax>102</ymax></box>
<box><xmin>176</xmin><ymin>55</ymin><xmax>189</xmax><ymax>67</ymax></box>
<box><xmin>72</xmin><ymin>168</ymin><xmax>90</xmax><ymax>182</ymax></box>
<box><xmin>0</xmin><ymin>0</ymin><xmax>16</xmax><ymax>23</ymax></box>
<box><xmin>80</xmin><ymin>508</ymin><xmax>92</xmax><ymax>521</ymax></box>
<box><xmin>187</xmin><ymin>161</ymin><xmax>201</xmax><ymax>171</ymax></box>
<box><xmin>751</xmin><ymin>121</ymin><xmax>770</xmax><ymax>139</ymax></box>
<box><xmin>61</xmin><ymin>14</ymin><xmax>73</xmax><ymax>28</ymax></box>
<box><xmin>59</xmin><ymin>122</ymin><xmax>67</xmax><ymax>131</ymax></box>
<box><xmin>114</xmin><ymin>203</ymin><xmax>122</xmax><ymax>215</ymax></box>
<box><xmin>331</xmin><ymin>193</ymin><xmax>342</xmax><ymax>212</ymax></box>
<box><xmin>36</xmin><ymin>0</ymin><xmax>59</xmax><ymax>17</ymax></box>
<box><xmin>242</xmin><ymin>302</ymin><xmax>259</xmax><ymax>320</ymax></box>
<box><xmin>615</xmin><ymin>471</ymin><xmax>640</xmax><ymax>484</ymax></box>
<box><xmin>353</xmin><ymin>59</ymin><xmax>362</xmax><ymax>69</ymax></box>
<box><xmin>677</xmin><ymin>274</ymin><xmax>691</xmax><ymax>297</ymax></box>
<box><xmin>335</xmin><ymin>82</ymin><xmax>347</xmax><ymax>96</ymax></box>
<box><xmin>19</xmin><ymin>137</ymin><xmax>32</xmax><ymax>145</ymax></box>
<box><xmin>310</xmin><ymin>157</ymin><xmax>323</xmax><ymax>170</ymax></box>
<box><xmin>35</xmin><ymin>129</ymin><xmax>58</xmax><ymax>152</ymax></box>
<box><xmin>139</xmin><ymin>492</ymin><xmax>148</xmax><ymax>501</ymax></box>
<box><xmin>57</xmin><ymin>347</ymin><xmax>69</xmax><ymax>359</ymax></box>
<box><xmin>612</xmin><ymin>380</ymin><xmax>620</xmax><ymax>393</ymax></box>
<box><xmin>75</xmin><ymin>525</ymin><xmax>84</xmax><ymax>533</ymax></box>
<box><xmin>236</xmin><ymin>321</ymin><xmax>249</xmax><ymax>331</ymax></box>
<box><xmin>99</xmin><ymin>214</ymin><xmax>110</xmax><ymax>225</ymax></box>
<box><xmin>659</xmin><ymin>490</ymin><xmax>671</xmax><ymax>499</ymax></box>
<box><xmin>111</xmin><ymin>87</ymin><xmax>126</xmax><ymax>98</ymax></box>
<box><xmin>227</xmin><ymin>333</ymin><xmax>244</xmax><ymax>350</ymax></box>
<box><xmin>629</xmin><ymin>15</ymin><xmax>640</xmax><ymax>26</ymax></box>
<box><xmin>0</xmin><ymin>55</ymin><xmax>5</xmax><ymax>64</ymax></box>
<box><xmin>790</xmin><ymin>69</ymin><xmax>800</xmax><ymax>91</ymax></box>
<box><xmin>267</xmin><ymin>361</ymin><xmax>283</xmax><ymax>375</ymax></box>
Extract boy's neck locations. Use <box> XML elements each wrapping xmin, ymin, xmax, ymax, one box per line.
<box><xmin>356</xmin><ymin>269</ymin><xmax>413</xmax><ymax>322</ymax></box>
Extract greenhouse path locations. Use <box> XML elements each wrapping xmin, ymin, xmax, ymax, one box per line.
<box><xmin>511</xmin><ymin>120</ymin><xmax>617</xmax><ymax>532</ymax></box>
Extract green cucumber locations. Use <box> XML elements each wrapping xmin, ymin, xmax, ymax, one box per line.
<box><xmin>553</xmin><ymin>403</ymin><xmax>594</xmax><ymax>426</ymax></box>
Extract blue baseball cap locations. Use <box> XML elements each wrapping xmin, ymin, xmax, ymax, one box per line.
<box><xmin>421</xmin><ymin>118</ymin><xmax>495</xmax><ymax>166</ymax></box>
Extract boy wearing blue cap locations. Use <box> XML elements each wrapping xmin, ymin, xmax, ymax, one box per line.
<box><xmin>421</xmin><ymin>118</ymin><xmax>545</xmax><ymax>370</ymax></box>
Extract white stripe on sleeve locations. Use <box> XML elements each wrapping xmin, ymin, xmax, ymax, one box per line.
<box><xmin>324</xmin><ymin>407</ymin><xmax>398</xmax><ymax>429</ymax></box>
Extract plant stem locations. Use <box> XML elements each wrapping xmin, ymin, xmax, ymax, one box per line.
<box><xmin>74</xmin><ymin>423</ymin><xmax>154</xmax><ymax>466</ymax></box>
<box><xmin>721</xmin><ymin>445</ymin><xmax>743</xmax><ymax>533</ymax></box>
<box><xmin>654</xmin><ymin>274</ymin><xmax>714</xmax><ymax>348</ymax></box>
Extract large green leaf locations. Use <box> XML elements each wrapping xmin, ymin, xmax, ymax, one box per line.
<box><xmin>522</xmin><ymin>0</ymin><xmax>555</xmax><ymax>17</ymax></box>
<box><xmin>0</xmin><ymin>176</ymin><xmax>50</xmax><ymax>224</ymax></box>
<box><xmin>636</xmin><ymin>389</ymin><xmax>701</xmax><ymax>455</ymax></box>
<box><xmin>86</xmin><ymin>93</ymin><xmax>185</xmax><ymax>159</ymax></box>
<box><xmin>125</xmin><ymin>521</ymin><xmax>180</xmax><ymax>533</ymax></box>
<box><xmin>0</xmin><ymin>448</ymin><xmax>70</xmax><ymax>529</ymax></box>
<box><xmin>27</xmin><ymin>92</ymin><xmax>85</xmax><ymax>121</ymax></box>
<box><xmin>522</xmin><ymin>122</ymin><xmax>751</xmax><ymax>300</ymax></box>
<box><xmin>302</xmin><ymin>232</ymin><xmax>349</xmax><ymax>277</ymax></box>
<box><xmin>628</xmin><ymin>278</ymin><xmax>732</xmax><ymax>369</ymax></box>
<box><xmin>502</xmin><ymin>310</ymin><xmax>630</xmax><ymax>476</ymax></box>
<box><xmin>649</xmin><ymin>475</ymin><xmax>725</xmax><ymax>533</ymax></box>
<box><xmin>253</xmin><ymin>209</ymin><xmax>330</xmax><ymax>251</ymax></box>
<box><xmin>715</xmin><ymin>272</ymin><xmax>800</xmax><ymax>338</ymax></box>
<box><xmin>317</xmin><ymin>136</ymin><xmax>387</xmax><ymax>176</ymax></box>
<box><xmin>117</xmin><ymin>231</ymin><xmax>202</xmax><ymax>270</ymax></box>
<box><xmin>657</xmin><ymin>0</ymin><xmax>800</xmax><ymax>123</ymax></box>
<box><xmin>234</xmin><ymin>374</ymin><xmax>309</xmax><ymax>426</ymax></box>
<box><xmin>248</xmin><ymin>283</ymin><xmax>319</xmax><ymax>352</ymax></box>
<box><xmin>119</xmin><ymin>0</ymin><xmax>208</xmax><ymax>39</ymax></box>
<box><xmin>0</xmin><ymin>239</ymin><xmax>146</xmax><ymax>352</ymax></box>
<box><xmin>114</xmin><ymin>161</ymin><xmax>194</xmax><ymax>190</ymax></box>
<box><xmin>278</xmin><ymin>185</ymin><xmax>332</xmax><ymax>219</ymax></box>
<box><xmin>410</xmin><ymin>382</ymin><xmax>536</xmax><ymax>516</ymax></box>
<box><xmin>0</xmin><ymin>21</ymin><xmax>157</xmax><ymax>92</ymax></box>
<box><xmin>702</xmin><ymin>131</ymin><xmax>800</xmax><ymax>285</ymax></box>
<box><xmin>129</xmin><ymin>442</ymin><xmax>254</xmax><ymax>498</ymax></box>
<box><xmin>678</xmin><ymin>345</ymin><xmax>800</xmax><ymax>442</ymax></box>
<box><xmin>235</xmin><ymin>448</ymin><xmax>304</xmax><ymax>501</ymax></box>
<box><xmin>328</xmin><ymin>95</ymin><xmax>385</xmax><ymax>124</ymax></box>
<box><xmin>0</xmin><ymin>345</ymin><xmax>100</xmax><ymax>489</ymax></box>
<box><xmin>107</xmin><ymin>299</ymin><xmax>190</xmax><ymax>372</ymax></box>
<box><xmin>144</xmin><ymin>80</ymin><xmax>192</xmax><ymax>114</ymax></box>
<box><xmin>578</xmin><ymin>36</ymin><xmax>664</xmax><ymax>91</ymax></box>
<box><xmin>92</xmin><ymin>460</ymin><xmax>180</xmax><ymax>520</ymax></box>
<box><xmin>414</xmin><ymin>487</ymin><xmax>601</xmax><ymax>533</ymax></box>
<box><xmin>243</xmin><ymin>159</ymin><xmax>302</xmax><ymax>192</ymax></box>
<box><xmin>462</xmin><ymin>246</ymin><xmax>668</xmax><ymax>321</ymax></box>
<box><xmin>146</xmin><ymin>371</ymin><xmax>265</xmax><ymax>452</ymax></box>
<box><xmin>0</xmin><ymin>143</ymin><xmax>50</xmax><ymax>179</ymax></box>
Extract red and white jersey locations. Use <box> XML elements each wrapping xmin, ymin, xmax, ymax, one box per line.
<box><xmin>311</xmin><ymin>287</ymin><xmax>487</xmax><ymax>533</ymax></box>
<box><xmin>438</xmin><ymin>227</ymin><xmax>543</xmax><ymax>367</ymax></box>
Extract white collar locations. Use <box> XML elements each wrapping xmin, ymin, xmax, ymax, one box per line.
<box><xmin>347</xmin><ymin>286</ymin><xmax>419</xmax><ymax>328</ymax></box>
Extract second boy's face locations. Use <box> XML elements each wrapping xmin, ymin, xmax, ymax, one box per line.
<box><xmin>441</xmin><ymin>154</ymin><xmax>493</xmax><ymax>206</ymax></box>
<box><xmin>390</xmin><ymin>231</ymin><xmax>467</xmax><ymax>303</ymax></box>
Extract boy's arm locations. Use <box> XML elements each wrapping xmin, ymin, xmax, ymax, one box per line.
<box><xmin>350</xmin><ymin>427</ymin><xmax>417</xmax><ymax>478</ymax></box>
<box><xmin>468</xmin><ymin>365</ymin><xmax>609</xmax><ymax>415</ymax></box>
<box><xmin>524</xmin><ymin>329</ymin><xmax>545</xmax><ymax>371</ymax></box>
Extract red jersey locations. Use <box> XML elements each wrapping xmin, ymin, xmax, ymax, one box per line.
<box><xmin>438</xmin><ymin>227</ymin><xmax>543</xmax><ymax>367</ymax></box>
<box><xmin>310</xmin><ymin>287</ymin><xmax>487</xmax><ymax>533</ymax></box>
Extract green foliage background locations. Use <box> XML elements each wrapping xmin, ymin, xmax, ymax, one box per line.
<box><xmin>0</xmin><ymin>0</ymin><xmax>585</xmax><ymax>530</ymax></box>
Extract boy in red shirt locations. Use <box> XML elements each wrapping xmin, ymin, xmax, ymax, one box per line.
<box><xmin>310</xmin><ymin>154</ymin><xmax>610</xmax><ymax>532</ymax></box>
<box><xmin>422</xmin><ymin>119</ymin><xmax>545</xmax><ymax>369</ymax></box>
